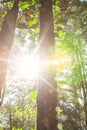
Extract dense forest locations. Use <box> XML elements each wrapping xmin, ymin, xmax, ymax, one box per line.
<box><xmin>0</xmin><ymin>0</ymin><xmax>87</xmax><ymax>130</ymax></box>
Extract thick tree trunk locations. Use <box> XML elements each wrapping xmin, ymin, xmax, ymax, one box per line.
<box><xmin>37</xmin><ymin>0</ymin><xmax>58</xmax><ymax>130</ymax></box>
<box><xmin>0</xmin><ymin>0</ymin><xmax>19</xmax><ymax>106</ymax></box>
<box><xmin>84</xmin><ymin>101</ymin><xmax>87</xmax><ymax>128</ymax></box>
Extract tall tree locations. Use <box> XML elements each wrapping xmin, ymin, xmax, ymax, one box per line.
<box><xmin>0</xmin><ymin>0</ymin><xmax>19</xmax><ymax>106</ymax></box>
<box><xmin>37</xmin><ymin>0</ymin><xmax>58</xmax><ymax>130</ymax></box>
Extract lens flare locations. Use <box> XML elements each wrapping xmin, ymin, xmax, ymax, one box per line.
<box><xmin>17</xmin><ymin>56</ymin><xmax>39</xmax><ymax>79</ymax></box>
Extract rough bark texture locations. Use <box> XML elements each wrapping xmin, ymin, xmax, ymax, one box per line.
<box><xmin>37</xmin><ymin>0</ymin><xmax>58</xmax><ymax>130</ymax></box>
<box><xmin>0</xmin><ymin>0</ymin><xmax>19</xmax><ymax>106</ymax></box>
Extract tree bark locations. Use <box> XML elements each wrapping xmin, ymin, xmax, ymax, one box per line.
<box><xmin>37</xmin><ymin>0</ymin><xmax>58</xmax><ymax>130</ymax></box>
<box><xmin>0</xmin><ymin>0</ymin><xmax>19</xmax><ymax>106</ymax></box>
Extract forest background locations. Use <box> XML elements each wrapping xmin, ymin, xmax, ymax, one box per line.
<box><xmin>0</xmin><ymin>0</ymin><xmax>87</xmax><ymax>130</ymax></box>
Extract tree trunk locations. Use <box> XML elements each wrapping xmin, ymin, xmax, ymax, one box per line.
<box><xmin>0</xmin><ymin>0</ymin><xmax>19</xmax><ymax>106</ymax></box>
<box><xmin>37</xmin><ymin>0</ymin><xmax>58</xmax><ymax>130</ymax></box>
<box><xmin>83</xmin><ymin>87</ymin><xmax>87</xmax><ymax>128</ymax></box>
<box><xmin>84</xmin><ymin>101</ymin><xmax>87</xmax><ymax>128</ymax></box>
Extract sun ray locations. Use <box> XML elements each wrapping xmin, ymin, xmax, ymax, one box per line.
<box><xmin>38</xmin><ymin>74</ymin><xmax>57</xmax><ymax>91</ymax></box>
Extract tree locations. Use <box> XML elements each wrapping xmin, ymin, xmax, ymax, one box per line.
<box><xmin>56</xmin><ymin>3</ymin><xmax>87</xmax><ymax>127</ymax></box>
<box><xmin>37</xmin><ymin>0</ymin><xmax>58</xmax><ymax>130</ymax></box>
<box><xmin>0</xmin><ymin>0</ymin><xmax>19</xmax><ymax>106</ymax></box>
<box><xmin>0</xmin><ymin>0</ymin><xmax>87</xmax><ymax>130</ymax></box>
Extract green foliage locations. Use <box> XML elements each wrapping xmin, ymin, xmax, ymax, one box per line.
<box><xmin>32</xmin><ymin>0</ymin><xmax>36</xmax><ymax>4</ymax></box>
<box><xmin>6</xmin><ymin>1</ymin><xmax>14</xmax><ymax>9</ymax></box>
<box><xmin>12</xmin><ymin>128</ymin><xmax>22</xmax><ymax>130</ymax></box>
<box><xmin>14</xmin><ymin>106</ymin><xmax>21</xmax><ymax>117</ymax></box>
<box><xmin>58</xmin><ymin>109</ymin><xmax>63</xmax><ymax>116</ymax></box>
<box><xmin>54</xmin><ymin>2</ymin><xmax>87</xmax><ymax>128</ymax></box>
<box><xmin>28</xmin><ymin>18</ymin><xmax>38</xmax><ymax>27</ymax></box>
<box><xmin>30</xmin><ymin>91</ymin><xmax>37</xmax><ymax>100</ymax></box>
<box><xmin>0</xmin><ymin>0</ymin><xmax>87</xmax><ymax>130</ymax></box>
<box><xmin>20</xmin><ymin>1</ymin><xmax>30</xmax><ymax>9</ymax></box>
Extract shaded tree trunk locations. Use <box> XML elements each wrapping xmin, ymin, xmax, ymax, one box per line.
<box><xmin>84</xmin><ymin>100</ymin><xmax>87</xmax><ymax>128</ymax></box>
<box><xmin>0</xmin><ymin>0</ymin><xmax>19</xmax><ymax>106</ymax></box>
<box><xmin>37</xmin><ymin>0</ymin><xmax>58</xmax><ymax>130</ymax></box>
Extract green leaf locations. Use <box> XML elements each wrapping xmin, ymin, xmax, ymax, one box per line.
<box><xmin>58</xmin><ymin>109</ymin><xmax>63</xmax><ymax>115</ymax></box>
<box><xmin>30</xmin><ymin>91</ymin><xmax>37</xmax><ymax>100</ymax></box>
<box><xmin>14</xmin><ymin>106</ymin><xmax>20</xmax><ymax>116</ymax></box>
<box><xmin>17</xmin><ymin>128</ymin><xmax>22</xmax><ymax>130</ymax></box>
<box><xmin>58</xmin><ymin>81</ymin><xmax>68</xmax><ymax>87</ymax></box>
<box><xmin>32</xmin><ymin>0</ymin><xmax>36</xmax><ymax>3</ymax></box>
<box><xmin>20</xmin><ymin>1</ymin><xmax>30</xmax><ymax>9</ymax></box>
<box><xmin>60</xmin><ymin>44</ymin><xmax>66</xmax><ymax>50</ymax></box>
<box><xmin>34</xmin><ymin>27</ymin><xmax>39</xmax><ymax>34</ymax></box>
<box><xmin>58</xmin><ymin>31</ymin><xmax>63</xmax><ymax>36</ymax></box>
<box><xmin>28</xmin><ymin>18</ymin><xmax>38</xmax><ymax>27</ymax></box>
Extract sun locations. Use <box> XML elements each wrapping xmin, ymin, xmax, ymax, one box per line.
<box><xmin>17</xmin><ymin>55</ymin><xmax>39</xmax><ymax>80</ymax></box>
<box><xmin>9</xmin><ymin>46</ymin><xmax>69</xmax><ymax>82</ymax></box>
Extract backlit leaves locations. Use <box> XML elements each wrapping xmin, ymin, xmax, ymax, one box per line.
<box><xmin>28</xmin><ymin>18</ymin><xmax>38</xmax><ymax>27</ymax></box>
<box><xmin>30</xmin><ymin>91</ymin><xmax>37</xmax><ymax>100</ymax></box>
<box><xmin>20</xmin><ymin>1</ymin><xmax>30</xmax><ymax>9</ymax></box>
